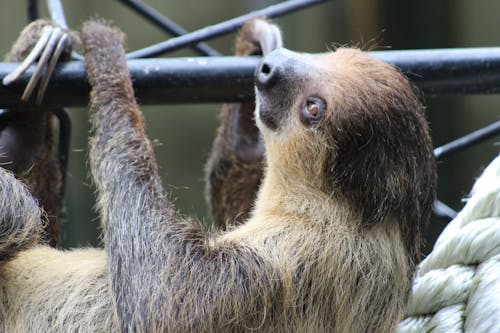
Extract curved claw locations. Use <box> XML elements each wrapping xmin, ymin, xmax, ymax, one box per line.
<box><xmin>36</xmin><ymin>33</ymin><xmax>68</xmax><ymax>104</ymax></box>
<box><xmin>22</xmin><ymin>27</ymin><xmax>63</xmax><ymax>102</ymax></box>
<box><xmin>252</xmin><ymin>19</ymin><xmax>283</xmax><ymax>55</ymax></box>
<box><xmin>2</xmin><ymin>26</ymin><xmax>53</xmax><ymax>86</ymax></box>
<box><xmin>3</xmin><ymin>23</ymin><xmax>71</xmax><ymax>105</ymax></box>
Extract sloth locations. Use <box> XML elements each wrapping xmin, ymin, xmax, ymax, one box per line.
<box><xmin>0</xmin><ymin>19</ymin><xmax>436</xmax><ymax>332</ymax></box>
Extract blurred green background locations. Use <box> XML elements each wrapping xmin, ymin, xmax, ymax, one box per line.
<box><xmin>1</xmin><ymin>0</ymin><xmax>498</xmax><ymax>253</ymax></box>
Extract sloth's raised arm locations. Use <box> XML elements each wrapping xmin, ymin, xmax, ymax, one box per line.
<box><xmin>82</xmin><ymin>21</ymin><xmax>279</xmax><ymax>332</ymax></box>
<box><xmin>205</xmin><ymin>19</ymin><xmax>281</xmax><ymax>229</ymax></box>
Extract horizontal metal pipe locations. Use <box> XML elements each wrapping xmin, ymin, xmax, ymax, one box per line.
<box><xmin>371</xmin><ymin>47</ymin><xmax>500</xmax><ymax>95</ymax></box>
<box><xmin>2</xmin><ymin>47</ymin><xmax>500</xmax><ymax>108</ymax></box>
<box><xmin>0</xmin><ymin>57</ymin><xmax>257</xmax><ymax>107</ymax></box>
<box><xmin>126</xmin><ymin>0</ymin><xmax>330</xmax><ymax>58</ymax></box>
<box><xmin>434</xmin><ymin>119</ymin><xmax>500</xmax><ymax>159</ymax></box>
<box><xmin>118</xmin><ymin>0</ymin><xmax>221</xmax><ymax>56</ymax></box>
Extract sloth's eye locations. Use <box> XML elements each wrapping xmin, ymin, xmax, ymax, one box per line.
<box><xmin>300</xmin><ymin>96</ymin><xmax>326</xmax><ymax>126</ymax></box>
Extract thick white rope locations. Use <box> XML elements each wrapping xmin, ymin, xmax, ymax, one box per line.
<box><xmin>399</xmin><ymin>154</ymin><xmax>500</xmax><ymax>333</ymax></box>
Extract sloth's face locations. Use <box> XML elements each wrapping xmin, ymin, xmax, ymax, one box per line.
<box><xmin>254</xmin><ymin>47</ymin><xmax>421</xmax><ymax>154</ymax></box>
<box><xmin>255</xmin><ymin>48</ymin><xmax>412</xmax><ymax>135</ymax></box>
<box><xmin>254</xmin><ymin>47</ymin><xmax>432</xmax><ymax>200</ymax></box>
<box><xmin>254</xmin><ymin>48</ymin><xmax>323</xmax><ymax>134</ymax></box>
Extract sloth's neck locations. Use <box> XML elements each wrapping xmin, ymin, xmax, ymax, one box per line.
<box><xmin>254</xmin><ymin>165</ymin><xmax>348</xmax><ymax>223</ymax></box>
<box><xmin>220</xmin><ymin>163</ymin><xmax>356</xmax><ymax>243</ymax></box>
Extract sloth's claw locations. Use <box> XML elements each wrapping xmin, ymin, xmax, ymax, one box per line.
<box><xmin>2</xmin><ymin>26</ymin><xmax>53</xmax><ymax>86</ymax></box>
<box><xmin>22</xmin><ymin>27</ymin><xmax>63</xmax><ymax>102</ymax></box>
<box><xmin>3</xmin><ymin>25</ymin><xmax>70</xmax><ymax>105</ymax></box>
<box><xmin>252</xmin><ymin>19</ymin><xmax>283</xmax><ymax>55</ymax></box>
<box><xmin>36</xmin><ymin>32</ymin><xmax>68</xmax><ymax>104</ymax></box>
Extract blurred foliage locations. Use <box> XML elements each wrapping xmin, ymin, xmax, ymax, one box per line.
<box><xmin>1</xmin><ymin>0</ymin><xmax>499</xmax><ymax>252</ymax></box>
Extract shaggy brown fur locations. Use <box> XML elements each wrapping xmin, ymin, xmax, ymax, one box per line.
<box><xmin>0</xmin><ymin>19</ymin><xmax>436</xmax><ymax>332</ymax></box>
<box><xmin>0</xmin><ymin>19</ymin><xmax>75</xmax><ymax>247</ymax></box>
<box><xmin>0</xmin><ymin>167</ymin><xmax>44</xmax><ymax>263</ymax></box>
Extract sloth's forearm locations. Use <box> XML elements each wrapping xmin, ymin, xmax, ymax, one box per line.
<box><xmin>82</xmin><ymin>20</ymin><xmax>172</xmax><ymax>221</ymax></box>
<box><xmin>82</xmin><ymin>21</ymin><xmax>280</xmax><ymax>331</ymax></box>
<box><xmin>205</xmin><ymin>101</ymin><xmax>264</xmax><ymax>229</ymax></box>
<box><xmin>83</xmin><ymin>21</ymin><xmax>180</xmax><ymax>329</ymax></box>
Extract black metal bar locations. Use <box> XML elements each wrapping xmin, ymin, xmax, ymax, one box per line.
<box><xmin>126</xmin><ymin>0</ymin><xmax>330</xmax><ymax>58</ymax></box>
<box><xmin>118</xmin><ymin>0</ymin><xmax>220</xmax><ymax>57</ymax></box>
<box><xmin>372</xmin><ymin>48</ymin><xmax>500</xmax><ymax>96</ymax></box>
<box><xmin>27</xmin><ymin>0</ymin><xmax>39</xmax><ymax>22</ymax></box>
<box><xmin>0</xmin><ymin>106</ymin><xmax>70</xmax><ymax>202</ymax></box>
<box><xmin>434</xmin><ymin>120</ymin><xmax>500</xmax><ymax>159</ymax></box>
<box><xmin>46</xmin><ymin>0</ymin><xmax>85</xmax><ymax>61</ymax></box>
<box><xmin>0</xmin><ymin>57</ymin><xmax>257</xmax><ymax>107</ymax></box>
<box><xmin>52</xmin><ymin>108</ymin><xmax>71</xmax><ymax>199</ymax></box>
<box><xmin>46</xmin><ymin>0</ymin><xmax>68</xmax><ymax>29</ymax></box>
<box><xmin>433</xmin><ymin>200</ymin><xmax>458</xmax><ymax>220</ymax></box>
<box><xmin>0</xmin><ymin>108</ymin><xmax>15</xmax><ymax>120</ymax></box>
<box><xmin>3</xmin><ymin>47</ymin><xmax>500</xmax><ymax>107</ymax></box>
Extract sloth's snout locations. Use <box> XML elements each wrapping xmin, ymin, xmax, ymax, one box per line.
<box><xmin>256</xmin><ymin>60</ymin><xmax>278</xmax><ymax>89</ymax></box>
<box><xmin>255</xmin><ymin>48</ymin><xmax>297</xmax><ymax>91</ymax></box>
<box><xmin>255</xmin><ymin>48</ymin><xmax>309</xmax><ymax>93</ymax></box>
<box><xmin>255</xmin><ymin>48</ymin><xmax>312</xmax><ymax>131</ymax></box>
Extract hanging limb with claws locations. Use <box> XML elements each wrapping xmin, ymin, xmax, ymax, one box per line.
<box><xmin>1</xmin><ymin>19</ymin><xmax>76</xmax><ymax>247</ymax></box>
<box><xmin>205</xmin><ymin>18</ymin><xmax>282</xmax><ymax>229</ymax></box>
<box><xmin>4</xmin><ymin>0</ymin><xmax>76</xmax><ymax>103</ymax></box>
<box><xmin>3</xmin><ymin>23</ymin><xmax>71</xmax><ymax>104</ymax></box>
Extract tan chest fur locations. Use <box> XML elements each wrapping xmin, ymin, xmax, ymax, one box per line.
<box><xmin>0</xmin><ymin>247</ymin><xmax>118</xmax><ymax>332</ymax></box>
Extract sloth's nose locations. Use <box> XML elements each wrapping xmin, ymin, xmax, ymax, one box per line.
<box><xmin>256</xmin><ymin>60</ymin><xmax>278</xmax><ymax>89</ymax></box>
<box><xmin>255</xmin><ymin>48</ymin><xmax>301</xmax><ymax>91</ymax></box>
<box><xmin>255</xmin><ymin>48</ymin><xmax>291</xmax><ymax>90</ymax></box>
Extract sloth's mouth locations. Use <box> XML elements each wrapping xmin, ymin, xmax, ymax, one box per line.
<box><xmin>255</xmin><ymin>91</ymin><xmax>280</xmax><ymax>131</ymax></box>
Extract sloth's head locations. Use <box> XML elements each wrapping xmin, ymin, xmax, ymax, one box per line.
<box><xmin>255</xmin><ymin>48</ymin><xmax>437</xmax><ymax>260</ymax></box>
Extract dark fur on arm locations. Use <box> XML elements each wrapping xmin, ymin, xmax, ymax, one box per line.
<box><xmin>205</xmin><ymin>102</ymin><xmax>264</xmax><ymax>229</ymax></box>
<box><xmin>82</xmin><ymin>21</ymin><xmax>280</xmax><ymax>332</ymax></box>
